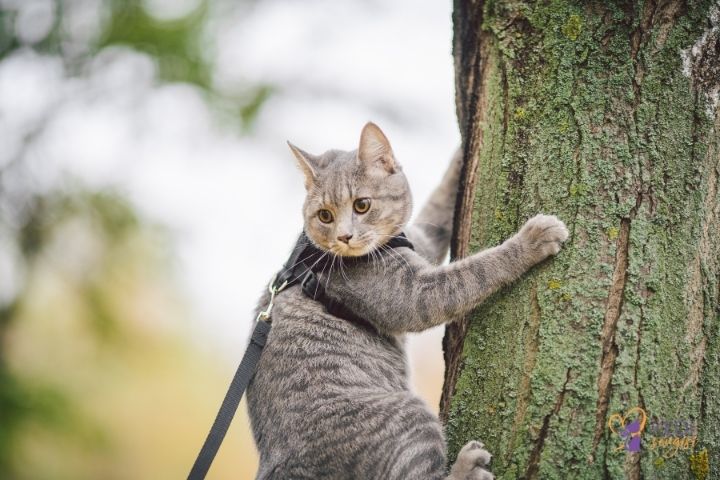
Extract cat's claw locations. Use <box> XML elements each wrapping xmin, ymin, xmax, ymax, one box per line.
<box><xmin>449</xmin><ymin>440</ymin><xmax>494</xmax><ymax>480</ymax></box>
<box><xmin>517</xmin><ymin>214</ymin><xmax>569</xmax><ymax>261</ymax></box>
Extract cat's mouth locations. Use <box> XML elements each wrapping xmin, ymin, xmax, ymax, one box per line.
<box><xmin>328</xmin><ymin>230</ymin><xmax>404</xmax><ymax>257</ymax></box>
<box><xmin>331</xmin><ymin>240</ymin><xmax>373</xmax><ymax>257</ymax></box>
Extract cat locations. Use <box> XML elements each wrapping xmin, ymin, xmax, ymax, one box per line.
<box><xmin>246</xmin><ymin>122</ymin><xmax>569</xmax><ymax>480</ymax></box>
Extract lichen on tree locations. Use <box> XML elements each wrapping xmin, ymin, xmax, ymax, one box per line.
<box><xmin>442</xmin><ymin>1</ymin><xmax>720</xmax><ymax>478</ymax></box>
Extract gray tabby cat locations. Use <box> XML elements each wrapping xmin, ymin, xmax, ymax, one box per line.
<box><xmin>247</xmin><ymin>122</ymin><xmax>569</xmax><ymax>480</ymax></box>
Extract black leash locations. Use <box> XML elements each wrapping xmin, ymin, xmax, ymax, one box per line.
<box><xmin>186</xmin><ymin>320</ymin><xmax>270</xmax><ymax>480</ymax></box>
<box><xmin>187</xmin><ymin>232</ymin><xmax>413</xmax><ymax>480</ymax></box>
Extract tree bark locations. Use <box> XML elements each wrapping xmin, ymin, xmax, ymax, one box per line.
<box><xmin>441</xmin><ymin>1</ymin><xmax>720</xmax><ymax>479</ymax></box>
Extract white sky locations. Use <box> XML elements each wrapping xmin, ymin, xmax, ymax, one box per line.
<box><xmin>0</xmin><ymin>0</ymin><xmax>460</xmax><ymax>380</ymax></box>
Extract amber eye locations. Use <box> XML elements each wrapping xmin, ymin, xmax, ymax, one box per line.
<box><xmin>353</xmin><ymin>198</ymin><xmax>371</xmax><ymax>214</ymax></box>
<box><xmin>318</xmin><ymin>209</ymin><xmax>334</xmax><ymax>224</ymax></box>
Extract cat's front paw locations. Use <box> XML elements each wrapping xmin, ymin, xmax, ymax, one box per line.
<box><xmin>517</xmin><ymin>214</ymin><xmax>569</xmax><ymax>263</ymax></box>
<box><xmin>448</xmin><ymin>440</ymin><xmax>494</xmax><ymax>480</ymax></box>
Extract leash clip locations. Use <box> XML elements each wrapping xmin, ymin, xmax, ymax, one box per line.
<box><xmin>255</xmin><ymin>275</ymin><xmax>288</xmax><ymax>323</ymax></box>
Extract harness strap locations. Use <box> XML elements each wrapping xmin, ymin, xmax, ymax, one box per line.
<box><xmin>283</xmin><ymin>231</ymin><xmax>414</xmax><ymax>331</ymax></box>
<box><xmin>187</xmin><ymin>232</ymin><xmax>413</xmax><ymax>480</ymax></box>
<box><xmin>300</xmin><ymin>269</ymin><xmax>376</xmax><ymax>332</ymax></box>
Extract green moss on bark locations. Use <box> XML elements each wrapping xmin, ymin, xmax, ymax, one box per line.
<box><xmin>445</xmin><ymin>1</ymin><xmax>720</xmax><ymax>478</ymax></box>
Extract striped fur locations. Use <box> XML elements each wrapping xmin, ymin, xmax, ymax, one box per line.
<box><xmin>247</xmin><ymin>123</ymin><xmax>567</xmax><ymax>479</ymax></box>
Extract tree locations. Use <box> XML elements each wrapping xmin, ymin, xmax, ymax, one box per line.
<box><xmin>441</xmin><ymin>1</ymin><xmax>719</xmax><ymax>479</ymax></box>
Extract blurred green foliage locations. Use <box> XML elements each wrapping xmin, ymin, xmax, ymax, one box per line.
<box><xmin>100</xmin><ymin>0</ymin><xmax>212</xmax><ymax>88</ymax></box>
<box><xmin>0</xmin><ymin>1</ymin><xmax>268</xmax><ymax>477</ymax></box>
<box><xmin>240</xmin><ymin>84</ymin><xmax>274</xmax><ymax>131</ymax></box>
<box><xmin>0</xmin><ymin>189</ymin><xmax>142</xmax><ymax>476</ymax></box>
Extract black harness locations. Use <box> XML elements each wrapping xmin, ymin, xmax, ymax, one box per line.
<box><xmin>275</xmin><ymin>231</ymin><xmax>414</xmax><ymax>331</ymax></box>
<box><xmin>187</xmin><ymin>232</ymin><xmax>414</xmax><ymax>480</ymax></box>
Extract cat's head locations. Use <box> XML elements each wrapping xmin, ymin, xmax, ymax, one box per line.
<box><xmin>288</xmin><ymin>122</ymin><xmax>412</xmax><ymax>257</ymax></box>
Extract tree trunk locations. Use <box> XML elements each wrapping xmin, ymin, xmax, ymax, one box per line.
<box><xmin>441</xmin><ymin>1</ymin><xmax>720</xmax><ymax>479</ymax></box>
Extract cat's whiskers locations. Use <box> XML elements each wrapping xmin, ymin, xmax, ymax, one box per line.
<box><xmin>330</xmin><ymin>252</ymin><xmax>338</xmax><ymax>280</ymax></box>
<box><xmin>378</xmin><ymin>244</ymin><xmax>404</xmax><ymax>269</ymax></box>
<box><xmin>371</xmin><ymin>249</ymin><xmax>384</xmax><ymax>272</ymax></box>
<box><xmin>328</xmin><ymin>245</ymin><xmax>351</xmax><ymax>282</ymax></box>
<box><xmin>280</xmin><ymin>239</ymin><xmax>321</xmax><ymax>272</ymax></box>
<box><xmin>314</xmin><ymin>251</ymin><xmax>334</xmax><ymax>299</ymax></box>
<box><xmin>356</xmin><ymin>233</ymin><xmax>384</xmax><ymax>271</ymax></box>
<box><xmin>368</xmin><ymin>249</ymin><xmax>377</xmax><ymax>271</ymax></box>
<box><xmin>337</xmin><ymin>255</ymin><xmax>350</xmax><ymax>282</ymax></box>
<box><xmin>372</xmin><ymin>232</ymin><xmax>412</xmax><ymax>266</ymax></box>
<box><xmin>369</xmin><ymin>242</ymin><xmax>385</xmax><ymax>271</ymax></box>
<box><xmin>357</xmin><ymin>231</ymin><xmax>410</xmax><ymax>271</ymax></box>
<box><xmin>294</xmin><ymin>250</ymin><xmax>331</xmax><ymax>285</ymax></box>
<box><xmin>378</xmin><ymin>242</ymin><xmax>411</xmax><ymax>270</ymax></box>
<box><xmin>324</xmin><ymin>253</ymin><xmax>337</xmax><ymax>291</ymax></box>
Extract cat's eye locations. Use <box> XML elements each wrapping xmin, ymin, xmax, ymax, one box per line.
<box><xmin>318</xmin><ymin>209</ymin><xmax>334</xmax><ymax>223</ymax></box>
<box><xmin>353</xmin><ymin>198</ymin><xmax>371</xmax><ymax>214</ymax></box>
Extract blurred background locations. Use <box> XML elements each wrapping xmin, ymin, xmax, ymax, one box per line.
<box><xmin>0</xmin><ymin>0</ymin><xmax>459</xmax><ymax>478</ymax></box>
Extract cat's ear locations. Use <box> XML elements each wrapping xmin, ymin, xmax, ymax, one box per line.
<box><xmin>358</xmin><ymin>122</ymin><xmax>396</xmax><ymax>174</ymax></box>
<box><xmin>287</xmin><ymin>141</ymin><xmax>317</xmax><ymax>189</ymax></box>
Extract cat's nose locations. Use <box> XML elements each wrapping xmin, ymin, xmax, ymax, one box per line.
<box><xmin>337</xmin><ymin>234</ymin><xmax>353</xmax><ymax>244</ymax></box>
